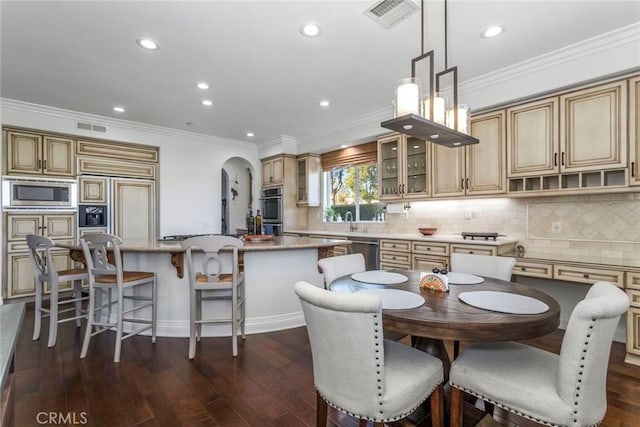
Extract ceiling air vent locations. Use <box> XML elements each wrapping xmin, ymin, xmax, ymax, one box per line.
<box><xmin>77</xmin><ymin>122</ymin><xmax>92</xmax><ymax>131</ymax></box>
<box><xmin>365</xmin><ymin>0</ymin><xmax>419</xmax><ymax>29</ymax></box>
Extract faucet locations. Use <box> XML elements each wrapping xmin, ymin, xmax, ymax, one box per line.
<box><xmin>345</xmin><ymin>211</ymin><xmax>358</xmax><ymax>232</ymax></box>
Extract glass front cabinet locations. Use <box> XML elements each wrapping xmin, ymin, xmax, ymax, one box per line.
<box><xmin>378</xmin><ymin>133</ymin><xmax>430</xmax><ymax>201</ymax></box>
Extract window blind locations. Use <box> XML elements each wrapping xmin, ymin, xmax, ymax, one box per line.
<box><xmin>320</xmin><ymin>141</ymin><xmax>377</xmax><ymax>171</ymax></box>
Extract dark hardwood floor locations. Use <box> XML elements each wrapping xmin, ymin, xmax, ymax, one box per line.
<box><xmin>10</xmin><ymin>306</ymin><xmax>640</xmax><ymax>426</ymax></box>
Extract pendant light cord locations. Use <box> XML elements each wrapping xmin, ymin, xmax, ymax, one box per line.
<box><xmin>444</xmin><ymin>0</ymin><xmax>448</xmax><ymax>69</ymax></box>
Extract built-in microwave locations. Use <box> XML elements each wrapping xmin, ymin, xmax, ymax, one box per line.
<box><xmin>2</xmin><ymin>178</ymin><xmax>77</xmax><ymax>208</ymax></box>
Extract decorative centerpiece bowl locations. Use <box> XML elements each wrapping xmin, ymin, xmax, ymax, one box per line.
<box><xmin>418</xmin><ymin>227</ymin><xmax>437</xmax><ymax>236</ymax></box>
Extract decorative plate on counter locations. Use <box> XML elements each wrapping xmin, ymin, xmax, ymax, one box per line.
<box><xmin>351</xmin><ymin>270</ymin><xmax>408</xmax><ymax>285</ymax></box>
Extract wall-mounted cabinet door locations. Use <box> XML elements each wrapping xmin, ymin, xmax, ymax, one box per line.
<box><xmin>630</xmin><ymin>76</ymin><xmax>640</xmax><ymax>186</ymax></box>
<box><xmin>466</xmin><ymin>111</ymin><xmax>507</xmax><ymax>195</ymax></box>
<box><xmin>507</xmin><ymin>98</ymin><xmax>559</xmax><ymax>177</ymax></box>
<box><xmin>560</xmin><ymin>80</ymin><xmax>627</xmax><ymax>172</ymax></box>
<box><xmin>79</xmin><ymin>176</ymin><xmax>108</xmax><ymax>204</ymax></box>
<box><xmin>262</xmin><ymin>156</ymin><xmax>284</xmax><ymax>187</ymax></box>
<box><xmin>379</xmin><ymin>134</ymin><xmax>402</xmax><ymax>200</ymax></box>
<box><xmin>431</xmin><ymin>144</ymin><xmax>465</xmax><ymax>197</ymax></box>
<box><xmin>5</xmin><ymin>131</ymin><xmax>74</xmax><ymax>177</ymax></box>
<box><xmin>379</xmin><ymin>134</ymin><xmax>430</xmax><ymax>200</ymax></box>
<box><xmin>296</xmin><ymin>154</ymin><xmax>321</xmax><ymax>206</ymax></box>
<box><xmin>403</xmin><ymin>137</ymin><xmax>430</xmax><ymax>199</ymax></box>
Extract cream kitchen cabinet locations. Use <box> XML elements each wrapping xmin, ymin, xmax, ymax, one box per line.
<box><xmin>630</xmin><ymin>76</ymin><xmax>640</xmax><ymax>186</ymax></box>
<box><xmin>77</xmin><ymin>139</ymin><xmax>158</xmax><ymax>163</ymax></box>
<box><xmin>79</xmin><ymin>176</ymin><xmax>108</xmax><ymax>204</ymax></box>
<box><xmin>296</xmin><ymin>154</ymin><xmax>321</xmax><ymax>206</ymax></box>
<box><xmin>431</xmin><ymin>111</ymin><xmax>507</xmax><ymax>197</ymax></box>
<box><xmin>411</xmin><ymin>241</ymin><xmax>449</xmax><ymax>271</ymax></box>
<box><xmin>627</xmin><ymin>272</ymin><xmax>640</xmax><ymax>365</ymax></box>
<box><xmin>3</xmin><ymin>212</ymin><xmax>76</xmax><ymax>299</ymax></box>
<box><xmin>4</xmin><ymin>130</ymin><xmax>75</xmax><ymax>177</ymax></box>
<box><xmin>77</xmin><ymin>157</ymin><xmax>156</xmax><ymax>179</ymax></box>
<box><xmin>379</xmin><ymin>239</ymin><xmax>412</xmax><ymax>270</ymax></box>
<box><xmin>262</xmin><ymin>155</ymin><xmax>285</xmax><ymax>187</ymax></box>
<box><xmin>378</xmin><ymin>133</ymin><xmax>430</xmax><ymax>201</ymax></box>
<box><xmin>113</xmin><ymin>179</ymin><xmax>156</xmax><ymax>242</ymax></box>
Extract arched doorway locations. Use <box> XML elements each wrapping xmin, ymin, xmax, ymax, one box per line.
<box><xmin>221</xmin><ymin>157</ymin><xmax>254</xmax><ymax>235</ymax></box>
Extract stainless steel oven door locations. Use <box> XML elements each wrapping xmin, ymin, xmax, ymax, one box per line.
<box><xmin>261</xmin><ymin>190</ymin><xmax>282</xmax><ymax>222</ymax></box>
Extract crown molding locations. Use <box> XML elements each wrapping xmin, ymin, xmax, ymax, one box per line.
<box><xmin>1</xmin><ymin>98</ymin><xmax>256</xmax><ymax>150</ymax></box>
<box><xmin>459</xmin><ymin>22</ymin><xmax>640</xmax><ymax>96</ymax></box>
<box><xmin>297</xmin><ymin>106</ymin><xmax>391</xmax><ymax>146</ymax></box>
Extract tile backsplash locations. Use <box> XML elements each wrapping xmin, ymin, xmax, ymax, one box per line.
<box><xmin>306</xmin><ymin>192</ymin><xmax>640</xmax><ymax>259</ymax></box>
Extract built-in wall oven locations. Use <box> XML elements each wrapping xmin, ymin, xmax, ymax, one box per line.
<box><xmin>2</xmin><ymin>177</ymin><xmax>77</xmax><ymax>208</ymax></box>
<box><xmin>261</xmin><ymin>187</ymin><xmax>283</xmax><ymax>235</ymax></box>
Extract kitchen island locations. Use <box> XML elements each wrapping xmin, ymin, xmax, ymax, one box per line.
<box><xmin>66</xmin><ymin>236</ymin><xmax>349</xmax><ymax>337</ymax></box>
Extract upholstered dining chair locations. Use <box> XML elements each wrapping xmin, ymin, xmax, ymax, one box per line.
<box><xmin>317</xmin><ymin>253</ymin><xmax>366</xmax><ymax>289</ymax></box>
<box><xmin>294</xmin><ymin>281</ymin><xmax>444</xmax><ymax>427</ymax></box>
<box><xmin>80</xmin><ymin>233</ymin><xmax>157</xmax><ymax>363</ymax></box>
<box><xmin>450</xmin><ymin>253</ymin><xmax>516</xmax><ymax>281</ymax></box>
<box><xmin>449</xmin><ymin>281</ymin><xmax>630</xmax><ymax>427</ymax></box>
<box><xmin>27</xmin><ymin>234</ymin><xmax>88</xmax><ymax>347</ymax></box>
<box><xmin>182</xmin><ymin>235</ymin><xmax>245</xmax><ymax>359</ymax></box>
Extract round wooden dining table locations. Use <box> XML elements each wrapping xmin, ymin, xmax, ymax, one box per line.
<box><xmin>330</xmin><ymin>270</ymin><xmax>561</xmax><ymax>376</ymax></box>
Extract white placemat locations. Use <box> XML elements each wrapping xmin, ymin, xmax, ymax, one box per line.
<box><xmin>356</xmin><ymin>289</ymin><xmax>425</xmax><ymax>310</ymax></box>
<box><xmin>458</xmin><ymin>291</ymin><xmax>549</xmax><ymax>314</ymax></box>
<box><xmin>447</xmin><ymin>272</ymin><xmax>484</xmax><ymax>285</ymax></box>
<box><xmin>351</xmin><ymin>270</ymin><xmax>408</xmax><ymax>285</ymax></box>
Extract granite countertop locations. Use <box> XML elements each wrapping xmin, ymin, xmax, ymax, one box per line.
<box><xmin>59</xmin><ymin>236</ymin><xmax>351</xmax><ymax>253</ymax></box>
<box><xmin>1</xmin><ymin>302</ymin><xmax>25</xmax><ymax>390</ymax></box>
<box><xmin>285</xmin><ymin>229</ymin><xmax>518</xmax><ymax>247</ymax></box>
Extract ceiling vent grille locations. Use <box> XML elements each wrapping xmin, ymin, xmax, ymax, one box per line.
<box><xmin>365</xmin><ymin>0</ymin><xmax>419</xmax><ymax>29</ymax></box>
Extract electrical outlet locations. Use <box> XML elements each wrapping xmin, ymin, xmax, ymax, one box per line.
<box><xmin>464</xmin><ymin>208</ymin><xmax>473</xmax><ymax>220</ymax></box>
<box><xmin>551</xmin><ymin>222</ymin><xmax>562</xmax><ymax>234</ymax></box>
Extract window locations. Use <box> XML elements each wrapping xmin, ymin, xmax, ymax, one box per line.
<box><xmin>324</xmin><ymin>162</ymin><xmax>384</xmax><ymax>222</ymax></box>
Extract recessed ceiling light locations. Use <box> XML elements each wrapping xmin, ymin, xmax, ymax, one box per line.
<box><xmin>136</xmin><ymin>38</ymin><xmax>159</xmax><ymax>50</ymax></box>
<box><xmin>202</xmin><ymin>100</ymin><xmax>213</xmax><ymax>106</ymax></box>
<box><xmin>196</xmin><ymin>82</ymin><xmax>209</xmax><ymax>90</ymax></box>
<box><xmin>319</xmin><ymin>100</ymin><xmax>330</xmax><ymax>107</ymax></box>
<box><xmin>113</xmin><ymin>106</ymin><xmax>125</xmax><ymax>113</ymax></box>
<box><xmin>300</xmin><ymin>23</ymin><xmax>320</xmax><ymax>37</ymax></box>
<box><xmin>340</xmin><ymin>144</ymin><xmax>348</xmax><ymax>148</ymax></box>
<box><xmin>246</xmin><ymin>132</ymin><xmax>254</xmax><ymax>137</ymax></box>
<box><xmin>481</xmin><ymin>26</ymin><xmax>504</xmax><ymax>38</ymax></box>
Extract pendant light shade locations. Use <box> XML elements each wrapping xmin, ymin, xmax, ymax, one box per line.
<box><xmin>381</xmin><ymin>0</ymin><xmax>478</xmax><ymax>148</ymax></box>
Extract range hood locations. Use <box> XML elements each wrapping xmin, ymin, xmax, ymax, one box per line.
<box><xmin>381</xmin><ymin>113</ymin><xmax>479</xmax><ymax>148</ymax></box>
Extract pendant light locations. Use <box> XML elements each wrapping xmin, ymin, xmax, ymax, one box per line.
<box><xmin>381</xmin><ymin>0</ymin><xmax>478</xmax><ymax>148</ymax></box>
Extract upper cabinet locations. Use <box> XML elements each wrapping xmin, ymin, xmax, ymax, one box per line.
<box><xmin>262</xmin><ymin>155</ymin><xmax>284</xmax><ymax>187</ymax></box>
<box><xmin>628</xmin><ymin>76</ymin><xmax>639</xmax><ymax>186</ymax></box>
<box><xmin>378</xmin><ymin>133</ymin><xmax>430</xmax><ymax>201</ymax></box>
<box><xmin>507</xmin><ymin>98</ymin><xmax>559</xmax><ymax>177</ymax></box>
<box><xmin>431</xmin><ymin>110</ymin><xmax>506</xmax><ymax>197</ymax></box>
<box><xmin>296</xmin><ymin>154</ymin><xmax>321</xmax><ymax>206</ymax></box>
<box><xmin>560</xmin><ymin>80</ymin><xmax>627</xmax><ymax>172</ymax></box>
<box><xmin>506</xmin><ymin>78</ymin><xmax>629</xmax><ymax>194</ymax></box>
<box><xmin>4</xmin><ymin>130</ymin><xmax>75</xmax><ymax>177</ymax></box>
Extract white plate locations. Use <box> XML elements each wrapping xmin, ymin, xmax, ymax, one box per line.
<box><xmin>447</xmin><ymin>272</ymin><xmax>484</xmax><ymax>285</ymax></box>
<box><xmin>458</xmin><ymin>291</ymin><xmax>549</xmax><ymax>314</ymax></box>
<box><xmin>351</xmin><ymin>270</ymin><xmax>408</xmax><ymax>285</ymax></box>
<box><xmin>356</xmin><ymin>289</ymin><xmax>425</xmax><ymax>310</ymax></box>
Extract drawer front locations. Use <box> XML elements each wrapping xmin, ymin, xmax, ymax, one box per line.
<box><xmin>450</xmin><ymin>244</ymin><xmax>496</xmax><ymax>256</ymax></box>
<box><xmin>412</xmin><ymin>241</ymin><xmax>449</xmax><ymax>256</ymax></box>
<box><xmin>412</xmin><ymin>254</ymin><xmax>448</xmax><ymax>271</ymax></box>
<box><xmin>380</xmin><ymin>250</ymin><xmax>411</xmax><ymax>266</ymax></box>
<box><xmin>628</xmin><ymin>290</ymin><xmax>640</xmax><ymax>308</ymax></box>
<box><xmin>77</xmin><ymin>139</ymin><xmax>158</xmax><ymax>163</ymax></box>
<box><xmin>380</xmin><ymin>239</ymin><xmax>411</xmax><ymax>252</ymax></box>
<box><xmin>78</xmin><ymin>157</ymin><xmax>156</xmax><ymax>179</ymax></box>
<box><xmin>380</xmin><ymin>260</ymin><xmax>411</xmax><ymax>270</ymax></box>
<box><xmin>627</xmin><ymin>272</ymin><xmax>640</xmax><ymax>290</ymax></box>
<box><xmin>512</xmin><ymin>261</ymin><xmax>553</xmax><ymax>279</ymax></box>
<box><xmin>553</xmin><ymin>264</ymin><xmax>624</xmax><ymax>287</ymax></box>
<box><xmin>333</xmin><ymin>246</ymin><xmax>349</xmax><ymax>256</ymax></box>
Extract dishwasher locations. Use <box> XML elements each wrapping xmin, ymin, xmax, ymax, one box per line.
<box><xmin>347</xmin><ymin>237</ymin><xmax>380</xmax><ymax>270</ymax></box>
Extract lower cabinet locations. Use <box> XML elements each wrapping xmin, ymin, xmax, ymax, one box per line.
<box><xmin>3</xmin><ymin>212</ymin><xmax>76</xmax><ymax>299</ymax></box>
<box><xmin>411</xmin><ymin>241</ymin><xmax>449</xmax><ymax>271</ymax></box>
<box><xmin>379</xmin><ymin>239</ymin><xmax>411</xmax><ymax>270</ymax></box>
<box><xmin>626</xmin><ymin>273</ymin><xmax>640</xmax><ymax>366</ymax></box>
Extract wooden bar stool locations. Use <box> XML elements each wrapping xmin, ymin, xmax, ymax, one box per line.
<box><xmin>80</xmin><ymin>233</ymin><xmax>157</xmax><ymax>363</ymax></box>
<box><xmin>27</xmin><ymin>234</ymin><xmax>88</xmax><ymax>347</ymax></box>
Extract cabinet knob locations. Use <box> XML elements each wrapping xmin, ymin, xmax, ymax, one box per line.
<box><xmin>427</xmin><ymin>247</ymin><xmax>431</xmax><ymax>251</ymax></box>
<box><xmin>392</xmin><ymin>256</ymin><xmax>396</xmax><ymax>260</ymax></box>
<box><xmin>521</xmin><ymin>267</ymin><xmax>527</xmax><ymax>271</ymax></box>
<box><xmin>583</xmin><ymin>273</ymin><xmax>589</xmax><ymax>279</ymax></box>
<box><xmin>469</xmin><ymin>251</ymin><xmax>474</xmax><ymax>254</ymax></box>
<box><xmin>392</xmin><ymin>244</ymin><xmax>396</xmax><ymax>248</ymax></box>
